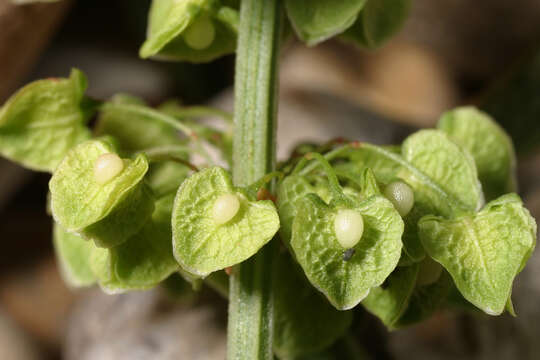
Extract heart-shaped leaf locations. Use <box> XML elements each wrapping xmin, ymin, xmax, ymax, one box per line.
<box><xmin>395</xmin><ymin>270</ymin><xmax>454</xmax><ymax>327</ymax></box>
<box><xmin>402</xmin><ymin>129</ymin><xmax>484</xmax><ymax>212</ymax></box>
<box><xmin>341</xmin><ymin>0</ymin><xmax>411</xmax><ymax>49</ymax></box>
<box><xmin>91</xmin><ymin>194</ymin><xmax>180</xmax><ymax>292</ymax></box>
<box><xmin>418</xmin><ymin>193</ymin><xmax>537</xmax><ymax>315</ymax></box>
<box><xmin>53</xmin><ymin>223</ymin><xmax>96</xmax><ymax>288</ymax></box>
<box><xmin>291</xmin><ymin>193</ymin><xmax>403</xmax><ymax>310</ymax></box>
<box><xmin>140</xmin><ymin>0</ymin><xmax>238</xmax><ymax>63</ymax></box>
<box><xmin>346</xmin><ymin>130</ymin><xmax>483</xmax><ymax>264</ymax></box>
<box><xmin>438</xmin><ymin>106</ymin><xmax>517</xmax><ymax>201</ymax></box>
<box><xmin>285</xmin><ymin>0</ymin><xmax>367</xmax><ymax>46</ymax></box>
<box><xmin>96</xmin><ymin>98</ymin><xmax>192</xmax><ymax>197</ymax></box>
<box><xmin>49</xmin><ymin>139</ymin><xmax>154</xmax><ymax>248</ymax></box>
<box><xmin>362</xmin><ymin>263</ymin><xmax>418</xmax><ymax>328</ymax></box>
<box><xmin>273</xmin><ymin>253</ymin><xmax>352</xmax><ymax>358</ymax></box>
<box><xmin>0</xmin><ymin>69</ymin><xmax>94</xmax><ymax>172</ymax></box>
<box><xmin>277</xmin><ymin>175</ymin><xmax>318</xmax><ymax>245</ymax></box>
<box><xmin>96</xmin><ymin>99</ymin><xmax>183</xmax><ymax>154</ymax></box>
<box><xmin>172</xmin><ymin>166</ymin><xmax>280</xmax><ymax>276</ymax></box>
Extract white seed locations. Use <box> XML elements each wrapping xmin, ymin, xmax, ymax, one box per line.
<box><xmin>184</xmin><ymin>16</ymin><xmax>215</xmax><ymax>50</ymax></box>
<box><xmin>212</xmin><ymin>193</ymin><xmax>240</xmax><ymax>225</ymax></box>
<box><xmin>416</xmin><ymin>256</ymin><xmax>443</xmax><ymax>286</ymax></box>
<box><xmin>334</xmin><ymin>209</ymin><xmax>364</xmax><ymax>249</ymax></box>
<box><xmin>384</xmin><ymin>181</ymin><xmax>414</xmax><ymax>217</ymax></box>
<box><xmin>94</xmin><ymin>153</ymin><xmax>124</xmax><ymax>185</ymax></box>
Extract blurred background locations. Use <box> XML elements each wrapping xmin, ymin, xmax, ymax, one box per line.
<box><xmin>0</xmin><ymin>0</ymin><xmax>540</xmax><ymax>359</ymax></box>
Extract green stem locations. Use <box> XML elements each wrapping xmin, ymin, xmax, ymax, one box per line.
<box><xmin>228</xmin><ymin>0</ymin><xmax>283</xmax><ymax>359</ymax></box>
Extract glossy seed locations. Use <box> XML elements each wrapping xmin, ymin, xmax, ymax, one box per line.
<box><xmin>334</xmin><ymin>209</ymin><xmax>364</xmax><ymax>249</ymax></box>
<box><xmin>94</xmin><ymin>153</ymin><xmax>124</xmax><ymax>184</ymax></box>
<box><xmin>384</xmin><ymin>181</ymin><xmax>414</xmax><ymax>217</ymax></box>
<box><xmin>212</xmin><ymin>193</ymin><xmax>240</xmax><ymax>225</ymax></box>
<box><xmin>184</xmin><ymin>16</ymin><xmax>215</xmax><ymax>50</ymax></box>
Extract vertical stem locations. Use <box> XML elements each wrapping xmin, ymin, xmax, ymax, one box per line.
<box><xmin>227</xmin><ymin>0</ymin><xmax>282</xmax><ymax>359</ymax></box>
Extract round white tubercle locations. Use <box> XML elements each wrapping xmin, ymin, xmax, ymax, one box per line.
<box><xmin>334</xmin><ymin>209</ymin><xmax>364</xmax><ymax>249</ymax></box>
<box><xmin>184</xmin><ymin>16</ymin><xmax>215</xmax><ymax>50</ymax></box>
<box><xmin>212</xmin><ymin>193</ymin><xmax>240</xmax><ymax>225</ymax></box>
<box><xmin>94</xmin><ymin>153</ymin><xmax>124</xmax><ymax>185</ymax></box>
<box><xmin>384</xmin><ymin>181</ymin><xmax>415</xmax><ymax>217</ymax></box>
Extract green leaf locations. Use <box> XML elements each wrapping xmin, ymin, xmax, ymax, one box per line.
<box><xmin>438</xmin><ymin>106</ymin><xmax>517</xmax><ymax>201</ymax></box>
<box><xmin>399</xmin><ymin>130</ymin><xmax>483</xmax><ymax>263</ymax></box>
<box><xmin>362</xmin><ymin>264</ymin><xmax>418</xmax><ymax>328</ymax></box>
<box><xmin>344</xmin><ymin>145</ymin><xmax>401</xmax><ymax>184</ymax></box>
<box><xmin>285</xmin><ymin>0</ymin><xmax>367</xmax><ymax>46</ymax></box>
<box><xmin>418</xmin><ymin>193</ymin><xmax>537</xmax><ymax>315</ymax></box>
<box><xmin>140</xmin><ymin>0</ymin><xmax>238</xmax><ymax>63</ymax></box>
<box><xmin>96</xmin><ymin>100</ymin><xmax>183</xmax><ymax>154</ymax></box>
<box><xmin>96</xmin><ymin>100</ymin><xmax>192</xmax><ymax>197</ymax></box>
<box><xmin>277</xmin><ymin>175</ymin><xmax>317</xmax><ymax>245</ymax></box>
<box><xmin>402</xmin><ymin>129</ymin><xmax>484</xmax><ymax>212</ymax></box>
<box><xmin>146</xmin><ymin>161</ymin><xmax>191</xmax><ymax>197</ymax></box>
<box><xmin>345</xmin><ymin>139</ymin><xmax>478</xmax><ymax>264</ymax></box>
<box><xmin>358</xmin><ymin>168</ymin><xmax>381</xmax><ymax>197</ymax></box>
<box><xmin>49</xmin><ymin>139</ymin><xmax>154</xmax><ymax>248</ymax></box>
<box><xmin>341</xmin><ymin>0</ymin><xmax>411</xmax><ymax>49</ymax></box>
<box><xmin>53</xmin><ymin>223</ymin><xmax>96</xmax><ymax>287</ymax></box>
<box><xmin>87</xmin><ymin>194</ymin><xmax>181</xmax><ymax>293</ymax></box>
<box><xmin>172</xmin><ymin>167</ymin><xmax>280</xmax><ymax>276</ymax></box>
<box><xmin>104</xmin><ymin>194</ymin><xmax>180</xmax><ymax>289</ymax></box>
<box><xmin>273</xmin><ymin>254</ymin><xmax>353</xmax><ymax>359</ymax></box>
<box><xmin>291</xmin><ymin>193</ymin><xmax>403</xmax><ymax>310</ymax></box>
<box><xmin>395</xmin><ymin>271</ymin><xmax>454</xmax><ymax>327</ymax></box>
<box><xmin>0</xmin><ymin>69</ymin><xmax>93</xmax><ymax>172</ymax></box>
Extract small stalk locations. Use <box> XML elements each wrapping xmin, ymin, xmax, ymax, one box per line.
<box><xmin>227</xmin><ymin>0</ymin><xmax>283</xmax><ymax>359</ymax></box>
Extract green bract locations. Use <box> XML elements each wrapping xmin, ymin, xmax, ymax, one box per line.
<box><xmin>96</xmin><ymin>98</ymin><xmax>192</xmax><ymax>197</ymax></box>
<box><xmin>277</xmin><ymin>174</ymin><xmax>317</xmax><ymax>245</ymax></box>
<box><xmin>438</xmin><ymin>106</ymin><xmax>517</xmax><ymax>201</ymax></box>
<box><xmin>0</xmin><ymin>69</ymin><xmax>93</xmax><ymax>172</ymax></box>
<box><xmin>395</xmin><ymin>271</ymin><xmax>454</xmax><ymax>327</ymax></box>
<box><xmin>362</xmin><ymin>264</ymin><xmax>418</xmax><ymax>328</ymax></box>
<box><xmin>49</xmin><ymin>139</ymin><xmax>154</xmax><ymax>248</ymax></box>
<box><xmin>362</xmin><ymin>260</ymin><xmax>455</xmax><ymax>328</ymax></box>
<box><xmin>273</xmin><ymin>254</ymin><xmax>352</xmax><ymax>358</ymax></box>
<box><xmin>172</xmin><ymin>167</ymin><xmax>280</xmax><ymax>276</ymax></box>
<box><xmin>346</xmin><ymin>129</ymin><xmax>484</xmax><ymax>264</ymax></box>
<box><xmin>341</xmin><ymin>0</ymin><xmax>411</xmax><ymax>49</ymax></box>
<box><xmin>402</xmin><ymin>129</ymin><xmax>484</xmax><ymax>212</ymax></box>
<box><xmin>146</xmin><ymin>161</ymin><xmax>191</xmax><ymax>197</ymax></box>
<box><xmin>90</xmin><ymin>194</ymin><xmax>180</xmax><ymax>292</ymax></box>
<box><xmin>140</xmin><ymin>0</ymin><xmax>238</xmax><ymax>63</ymax></box>
<box><xmin>96</xmin><ymin>98</ymin><xmax>182</xmax><ymax>154</ymax></box>
<box><xmin>53</xmin><ymin>223</ymin><xmax>97</xmax><ymax>288</ymax></box>
<box><xmin>419</xmin><ymin>193</ymin><xmax>537</xmax><ymax>315</ymax></box>
<box><xmin>291</xmin><ymin>193</ymin><xmax>403</xmax><ymax>310</ymax></box>
<box><xmin>285</xmin><ymin>0</ymin><xmax>367</xmax><ymax>46</ymax></box>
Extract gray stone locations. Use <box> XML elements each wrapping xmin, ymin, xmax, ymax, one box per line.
<box><xmin>64</xmin><ymin>289</ymin><xmax>226</xmax><ymax>360</ymax></box>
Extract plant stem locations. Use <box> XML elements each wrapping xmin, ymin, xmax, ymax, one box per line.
<box><xmin>227</xmin><ymin>0</ymin><xmax>283</xmax><ymax>359</ymax></box>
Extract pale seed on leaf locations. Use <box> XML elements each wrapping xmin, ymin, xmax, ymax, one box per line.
<box><xmin>213</xmin><ymin>193</ymin><xmax>240</xmax><ymax>225</ymax></box>
<box><xmin>334</xmin><ymin>209</ymin><xmax>364</xmax><ymax>249</ymax></box>
<box><xmin>94</xmin><ymin>153</ymin><xmax>124</xmax><ymax>184</ymax></box>
<box><xmin>384</xmin><ymin>181</ymin><xmax>414</xmax><ymax>217</ymax></box>
<box><xmin>184</xmin><ymin>16</ymin><xmax>215</xmax><ymax>50</ymax></box>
